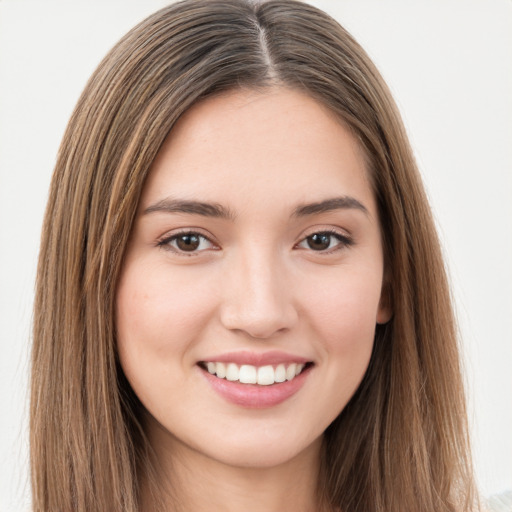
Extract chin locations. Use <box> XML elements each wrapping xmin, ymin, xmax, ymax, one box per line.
<box><xmin>194</xmin><ymin>428</ymin><xmax>323</xmax><ymax>470</ymax></box>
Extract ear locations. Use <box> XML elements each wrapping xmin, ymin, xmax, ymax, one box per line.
<box><xmin>376</xmin><ymin>279</ymin><xmax>393</xmax><ymax>325</ymax></box>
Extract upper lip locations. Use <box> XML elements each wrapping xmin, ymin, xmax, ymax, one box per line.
<box><xmin>199</xmin><ymin>350</ymin><xmax>312</xmax><ymax>366</ymax></box>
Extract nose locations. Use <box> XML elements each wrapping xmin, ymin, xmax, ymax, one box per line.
<box><xmin>219</xmin><ymin>248</ymin><xmax>298</xmax><ymax>339</ymax></box>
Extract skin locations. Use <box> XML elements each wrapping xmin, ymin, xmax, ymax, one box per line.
<box><xmin>116</xmin><ymin>87</ymin><xmax>391</xmax><ymax>511</ymax></box>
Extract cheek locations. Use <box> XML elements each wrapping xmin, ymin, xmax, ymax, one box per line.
<box><xmin>304</xmin><ymin>266</ymin><xmax>383</xmax><ymax>350</ymax></box>
<box><xmin>115</xmin><ymin>261</ymin><xmax>220</xmax><ymax>417</ymax></box>
<box><xmin>304</xmin><ymin>268</ymin><xmax>381</xmax><ymax>416</ymax></box>
<box><xmin>115</xmin><ymin>261</ymin><xmax>220</xmax><ymax>396</ymax></box>
<box><xmin>117</xmin><ymin>262</ymin><xmax>215</xmax><ymax>348</ymax></box>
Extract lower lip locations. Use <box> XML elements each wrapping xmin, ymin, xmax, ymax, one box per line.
<box><xmin>199</xmin><ymin>365</ymin><xmax>312</xmax><ymax>409</ymax></box>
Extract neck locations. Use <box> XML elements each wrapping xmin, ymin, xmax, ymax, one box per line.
<box><xmin>141</xmin><ymin>423</ymin><xmax>327</xmax><ymax>512</ymax></box>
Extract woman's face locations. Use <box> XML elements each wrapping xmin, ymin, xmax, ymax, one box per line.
<box><xmin>116</xmin><ymin>88</ymin><xmax>390</xmax><ymax>470</ymax></box>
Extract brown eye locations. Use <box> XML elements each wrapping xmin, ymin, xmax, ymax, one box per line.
<box><xmin>176</xmin><ymin>234</ymin><xmax>200</xmax><ymax>251</ymax></box>
<box><xmin>297</xmin><ymin>231</ymin><xmax>352</xmax><ymax>253</ymax></box>
<box><xmin>306</xmin><ymin>233</ymin><xmax>331</xmax><ymax>251</ymax></box>
<box><xmin>159</xmin><ymin>232</ymin><xmax>215</xmax><ymax>254</ymax></box>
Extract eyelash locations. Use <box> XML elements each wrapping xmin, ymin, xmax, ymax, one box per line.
<box><xmin>157</xmin><ymin>229</ymin><xmax>353</xmax><ymax>256</ymax></box>
<box><xmin>157</xmin><ymin>230</ymin><xmax>218</xmax><ymax>256</ymax></box>
<box><xmin>296</xmin><ymin>229</ymin><xmax>353</xmax><ymax>253</ymax></box>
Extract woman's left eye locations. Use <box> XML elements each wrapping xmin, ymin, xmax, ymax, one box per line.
<box><xmin>158</xmin><ymin>232</ymin><xmax>215</xmax><ymax>254</ymax></box>
<box><xmin>297</xmin><ymin>231</ymin><xmax>352</xmax><ymax>252</ymax></box>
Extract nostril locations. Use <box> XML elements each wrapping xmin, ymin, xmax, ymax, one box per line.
<box><xmin>220</xmin><ymin>306</ymin><xmax>298</xmax><ymax>340</ymax></box>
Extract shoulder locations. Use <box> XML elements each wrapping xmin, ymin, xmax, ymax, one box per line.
<box><xmin>486</xmin><ymin>491</ymin><xmax>512</xmax><ymax>512</ymax></box>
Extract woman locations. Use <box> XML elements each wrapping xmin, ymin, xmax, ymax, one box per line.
<box><xmin>31</xmin><ymin>0</ymin><xmax>480</xmax><ymax>511</ymax></box>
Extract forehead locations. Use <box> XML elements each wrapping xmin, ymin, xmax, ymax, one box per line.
<box><xmin>141</xmin><ymin>87</ymin><xmax>375</xmax><ymax>217</ymax></box>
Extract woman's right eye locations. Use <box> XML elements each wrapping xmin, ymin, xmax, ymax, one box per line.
<box><xmin>158</xmin><ymin>232</ymin><xmax>216</xmax><ymax>254</ymax></box>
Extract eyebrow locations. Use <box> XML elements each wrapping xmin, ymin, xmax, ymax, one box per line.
<box><xmin>143</xmin><ymin>195</ymin><xmax>368</xmax><ymax>220</ymax></box>
<box><xmin>143</xmin><ymin>198</ymin><xmax>235</xmax><ymax>220</ymax></box>
<box><xmin>292</xmin><ymin>196</ymin><xmax>369</xmax><ymax>217</ymax></box>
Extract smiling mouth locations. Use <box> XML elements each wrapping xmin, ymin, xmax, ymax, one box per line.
<box><xmin>198</xmin><ymin>361</ymin><xmax>313</xmax><ymax>386</ymax></box>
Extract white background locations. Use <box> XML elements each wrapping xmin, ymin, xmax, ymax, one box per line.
<box><xmin>1</xmin><ymin>1</ymin><xmax>510</xmax><ymax>510</ymax></box>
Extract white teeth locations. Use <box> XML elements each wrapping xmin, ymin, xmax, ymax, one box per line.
<box><xmin>286</xmin><ymin>363</ymin><xmax>297</xmax><ymax>381</ymax></box>
<box><xmin>216</xmin><ymin>362</ymin><xmax>226</xmax><ymax>379</ymax></box>
<box><xmin>257</xmin><ymin>365</ymin><xmax>274</xmax><ymax>386</ymax></box>
<box><xmin>226</xmin><ymin>363</ymin><xmax>239</xmax><ymax>381</ymax></box>
<box><xmin>203</xmin><ymin>361</ymin><xmax>308</xmax><ymax>385</ymax></box>
<box><xmin>275</xmin><ymin>364</ymin><xmax>286</xmax><ymax>383</ymax></box>
<box><xmin>239</xmin><ymin>365</ymin><xmax>257</xmax><ymax>384</ymax></box>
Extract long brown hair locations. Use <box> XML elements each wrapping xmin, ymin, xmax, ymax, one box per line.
<box><xmin>31</xmin><ymin>1</ymin><xmax>478</xmax><ymax>510</ymax></box>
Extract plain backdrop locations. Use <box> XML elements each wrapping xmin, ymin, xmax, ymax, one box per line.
<box><xmin>1</xmin><ymin>1</ymin><xmax>511</xmax><ymax>510</ymax></box>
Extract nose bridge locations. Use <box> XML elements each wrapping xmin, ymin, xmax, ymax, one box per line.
<box><xmin>220</xmin><ymin>242</ymin><xmax>297</xmax><ymax>338</ymax></box>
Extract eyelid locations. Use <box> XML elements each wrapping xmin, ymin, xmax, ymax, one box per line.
<box><xmin>295</xmin><ymin>227</ymin><xmax>354</xmax><ymax>253</ymax></box>
<box><xmin>157</xmin><ymin>228</ymin><xmax>219</xmax><ymax>255</ymax></box>
<box><xmin>155</xmin><ymin>226</ymin><xmax>353</xmax><ymax>256</ymax></box>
